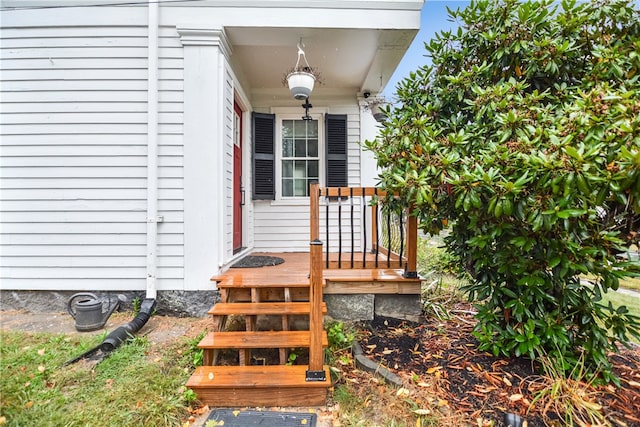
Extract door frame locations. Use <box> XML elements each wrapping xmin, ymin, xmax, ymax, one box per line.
<box><xmin>233</xmin><ymin>101</ymin><xmax>244</xmax><ymax>253</ymax></box>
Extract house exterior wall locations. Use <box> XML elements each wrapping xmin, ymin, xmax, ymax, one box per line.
<box><xmin>0</xmin><ymin>12</ymin><xmax>188</xmax><ymax>291</ymax></box>
<box><xmin>0</xmin><ymin>1</ymin><xmax>422</xmax><ymax>298</ymax></box>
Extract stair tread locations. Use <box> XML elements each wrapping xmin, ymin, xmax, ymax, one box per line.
<box><xmin>198</xmin><ymin>330</ymin><xmax>328</xmax><ymax>349</ymax></box>
<box><xmin>208</xmin><ymin>301</ymin><xmax>327</xmax><ymax>315</ymax></box>
<box><xmin>187</xmin><ymin>365</ymin><xmax>331</xmax><ymax>388</ymax></box>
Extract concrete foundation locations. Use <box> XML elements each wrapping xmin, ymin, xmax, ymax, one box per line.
<box><xmin>324</xmin><ymin>293</ymin><xmax>421</xmax><ymax>321</ymax></box>
<box><xmin>0</xmin><ymin>290</ymin><xmax>220</xmax><ymax>318</ymax></box>
<box><xmin>1</xmin><ymin>290</ymin><xmax>421</xmax><ymax>321</ymax></box>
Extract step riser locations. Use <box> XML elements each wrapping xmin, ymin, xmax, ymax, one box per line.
<box><xmin>222</xmin><ymin>288</ymin><xmax>310</xmax><ymax>302</ymax></box>
<box><xmin>192</xmin><ymin>387</ymin><xmax>327</xmax><ymax>407</ymax></box>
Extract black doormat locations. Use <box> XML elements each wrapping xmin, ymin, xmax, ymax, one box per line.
<box><xmin>231</xmin><ymin>255</ymin><xmax>285</xmax><ymax>268</ymax></box>
<box><xmin>205</xmin><ymin>408</ymin><xmax>316</xmax><ymax>426</ymax></box>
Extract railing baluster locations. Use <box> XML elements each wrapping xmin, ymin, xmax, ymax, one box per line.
<box><xmin>386</xmin><ymin>207</ymin><xmax>391</xmax><ymax>268</ymax></box>
<box><xmin>399</xmin><ymin>209</ymin><xmax>405</xmax><ymax>269</ymax></box>
<box><xmin>374</xmin><ymin>188</ymin><xmax>379</xmax><ymax>268</ymax></box>
<box><xmin>350</xmin><ymin>188</ymin><xmax>354</xmax><ymax>268</ymax></box>
<box><xmin>337</xmin><ymin>188</ymin><xmax>342</xmax><ymax>269</ymax></box>
<box><xmin>362</xmin><ymin>189</ymin><xmax>367</xmax><ymax>268</ymax></box>
<box><xmin>325</xmin><ymin>188</ymin><xmax>329</xmax><ymax>269</ymax></box>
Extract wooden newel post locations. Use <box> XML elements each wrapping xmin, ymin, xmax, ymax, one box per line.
<box><xmin>403</xmin><ymin>206</ymin><xmax>419</xmax><ymax>279</ymax></box>
<box><xmin>307</xmin><ymin>182</ymin><xmax>326</xmax><ymax>381</ymax></box>
<box><xmin>307</xmin><ymin>239</ymin><xmax>325</xmax><ymax>381</ymax></box>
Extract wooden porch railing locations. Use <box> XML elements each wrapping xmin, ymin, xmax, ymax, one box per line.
<box><xmin>309</xmin><ymin>184</ymin><xmax>418</xmax><ymax>277</ymax></box>
<box><xmin>307</xmin><ymin>183</ymin><xmax>418</xmax><ymax>381</ymax></box>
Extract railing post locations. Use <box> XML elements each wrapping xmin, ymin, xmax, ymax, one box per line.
<box><xmin>307</xmin><ymin>183</ymin><xmax>326</xmax><ymax>381</ymax></box>
<box><xmin>403</xmin><ymin>206</ymin><xmax>419</xmax><ymax>279</ymax></box>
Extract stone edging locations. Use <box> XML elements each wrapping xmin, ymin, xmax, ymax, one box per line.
<box><xmin>352</xmin><ymin>341</ymin><xmax>403</xmax><ymax>387</ymax></box>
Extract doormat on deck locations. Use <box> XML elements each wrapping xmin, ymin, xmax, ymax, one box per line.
<box><xmin>231</xmin><ymin>255</ymin><xmax>285</xmax><ymax>268</ymax></box>
<box><xmin>205</xmin><ymin>408</ymin><xmax>316</xmax><ymax>426</ymax></box>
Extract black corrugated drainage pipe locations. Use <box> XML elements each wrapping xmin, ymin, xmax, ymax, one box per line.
<box><xmin>100</xmin><ymin>298</ymin><xmax>156</xmax><ymax>352</ymax></box>
<box><xmin>64</xmin><ymin>298</ymin><xmax>157</xmax><ymax>366</ymax></box>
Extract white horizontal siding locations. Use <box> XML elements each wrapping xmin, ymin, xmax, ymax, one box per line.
<box><xmin>0</xmin><ymin>21</ymin><xmax>186</xmax><ymax>291</ymax></box>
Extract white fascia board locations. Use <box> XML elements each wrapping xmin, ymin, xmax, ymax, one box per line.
<box><xmin>170</xmin><ymin>8</ymin><xmax>420</xmax><ymax>31</ymax></box>
<box><xmin>0</xmin><ymin>0</ymin><xmax>423</xmax><ymax>10</ymax></box>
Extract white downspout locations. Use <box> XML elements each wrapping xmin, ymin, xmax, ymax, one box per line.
<box><xmin>145</xmin><ymin>0</ymin><xmax>159</xmax><ymax>300</ymax></box>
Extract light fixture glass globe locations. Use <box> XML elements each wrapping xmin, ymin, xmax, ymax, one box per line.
<box><xmin>287</xmin><ymin>71</ymin><xmax>316</xmax><ymax>100</ymax></box>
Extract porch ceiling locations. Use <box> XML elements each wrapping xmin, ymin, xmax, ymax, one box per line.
<box><xmin>225</xmin><ymin>26</ymin><xmax>418</xmax><ymax>104</ymax></box>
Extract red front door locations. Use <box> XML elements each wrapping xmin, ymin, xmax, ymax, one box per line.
<box><xmin>233</xmin><ymin>102</ymin><xmax>243</xmax><ymax>252</ymax></box>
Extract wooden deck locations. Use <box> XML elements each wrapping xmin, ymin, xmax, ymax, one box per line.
<box><xmin>211</xmin><ymin>251</ymin><xmax>421</xmax><ymax>294</ymax></box>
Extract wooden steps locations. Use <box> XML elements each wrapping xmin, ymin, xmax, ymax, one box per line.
<box><xmin>186</xmin><ymin>365</ymin><xmax>331</xmax><ymax>406</ymax></box>
<box><xmin>188</xmin><ymin>264</ymin><xmax>332</xmax><ymax>407</ymax></box>
<box><xmin>198</xmin><ymin>330</ymin><xmax>328</xmax><ymax>349</ymax></box>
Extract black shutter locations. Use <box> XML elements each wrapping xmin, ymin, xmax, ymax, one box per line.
<box><xmin>252</xmin><ymin>112</ymin><xmax>275</xmax><ymax>200</ymax></box>
<box><xmin>325</xmin><ymin>114</ymin><xmax>348</xmax><ymax>187</ymax></box>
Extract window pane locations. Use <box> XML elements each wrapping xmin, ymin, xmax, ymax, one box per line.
<box><xmin>308</xmin><ymin>139</ymin><xmax>318</xmax><ymax>157</ymax></box>
<box><xmin>282</xmin><ymin>120</ymin><xmax>293</xmax><ymax>138</ymax></box>
<box><xmin>307</xmin><ymin>121</ymin><xmax>318</xmax><ymax>138</ymax></box>
<box><xmin>293</xmin><ymin>139</ymin><xmax>305</xmax><ymax>157</ymax></box>
<box><xmin>308</xmin><ymin>160</ymin><xmax>318</xmax><ymax>179</ymax></box>
<box><xmin>294</xmin><ymin>120</ymin><xmax>307</xmax><ymax>136</ymax></box>
<box><xmin>282</xmin><ymin>160</ymin><xmax>293</xmax><ymax>178</ymax></box>
<box><xmin>294</xmin><ymin>179</ymin><xmax>306</xmax><ymax>197</ymax></box>
<box><xmin>294</xmin><ymin>161</ymin><xmax>306</xmax><ymax>178</ymax></box>
<box><xmin>282</xmin><ymin>179</ymin><xmax>293</xmax><ymax>197</ymax></box>
<box><xmin>282</xmin><ymin>138</ymin><xmax>293</xmax><ymax>157</ymax></box>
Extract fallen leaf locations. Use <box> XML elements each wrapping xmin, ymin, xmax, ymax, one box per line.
<box><xmin>509</xmin><ymin>393</ymin><xmax>523</xmax><ymax>402</ymax></box>
<box><xmin>413</xmin><ymin>408</ymin><xmax>431</xmax><ymax>415</ymax></box>
<box><xmin>437</xmin><ymin>399</ymin><xmax>448</xmax><ymax>407</ymax></box>
<box><xmin>396</xmin><ymin>387</ymin><xmax>410</xmax><ymax>397</ymax></box>
<box><xmin>37</xmin><ymin>365</ymin><xmax>45</xmax><ymax>373</ymax></box>
<box><xmin>24</xmin><ymin>381</ymin><xmax>31</xmax><ymax>387</ymax></box>
<box><xmin>136</xmin><ymin>401</ymin><xmax>143</xmax><ymax>408</ymax></box>
<box><xmin>0</xmin><ymin>416</ymin><xmax>6</xmax><ymax>425</ymax></box>
<box><xmin>417</xmin><ymin>382</ymin><xmax>431</xmax><ymax>387</ymax></box>
<box><xmin>503</xmin><ymin>377</ymin><xmax>512</xmax><ymax>387</ymax></box>
<box><xmin>366</xmin><ymin>344</ymin><xmax>377</xmax><ymax>349</ymax></box>
<box><xmin>38</xmin><ymin>349</ymin><xmax>46</xmax><ymax>356</ymax></box>
<box><xmin>426</xmin><ymin>366</ymin><xmax>440</xmax><ymax>374</ymax></box>
<box><xmin>24</xmin><ymin>401</ymin><xmax>34</xmax><ymax>409</ymax></box>
<box><xmin>628</xmin><ymin>380</ymin><xmax>640</xmax><ymax>388</ymax></box>
<box><xmin>382</xmin><ymin>349</ymin><xmax>393</xmax><ymax>355</ymax></box>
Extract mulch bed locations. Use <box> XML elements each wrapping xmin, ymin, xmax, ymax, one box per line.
<box><xmin>353</xmin><ymin>306</ymin><xmax>640</xmax><ymax>427</ymax></box>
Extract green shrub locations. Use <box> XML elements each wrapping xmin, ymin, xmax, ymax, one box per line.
<box><xmin>366</xmin><ymin>0</ymin><xmax>640</xmax><ymax>381</ymax></box>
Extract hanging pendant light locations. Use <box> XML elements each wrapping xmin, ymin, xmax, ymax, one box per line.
<box><xmin>285</xmin><ymin>41</ymin><xmax>317</xmax><ymax>100</ymax></box>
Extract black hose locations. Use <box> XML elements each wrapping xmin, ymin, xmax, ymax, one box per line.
<box><xmin>100</xmin><ymin>298</ymin><xmax>156</xmax><ymax>352</ymax></box>
<box><xmin>64</xmin><ymin>298</ymin><xmax>156</xmax><ymax>366</ymax></box>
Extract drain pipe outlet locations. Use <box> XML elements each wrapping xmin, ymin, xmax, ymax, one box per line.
<box><xmin>100</xmin><ymin>298</ymin><xmax>157</xmax><ymax>352</ymax></box>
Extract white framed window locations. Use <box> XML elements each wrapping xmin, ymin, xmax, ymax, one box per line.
<box><xmin>276</xmin><ymin>114</ymin><xmax>323</xmax><ymax>199</ymax></box>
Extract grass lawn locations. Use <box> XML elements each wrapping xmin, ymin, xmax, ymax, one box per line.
<box><xmin>0</xmin><ymin>329</ymin><xmax>199</xmax><ymax>426</ymax></box>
